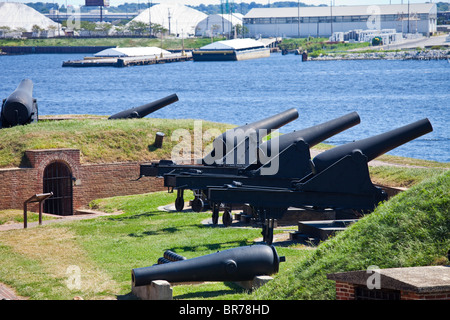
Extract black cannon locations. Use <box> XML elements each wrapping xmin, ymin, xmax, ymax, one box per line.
<box><xmin>109</xmin><ymin>93</ymin><xmax>179</xmax><ymax>119</ymax></box>
<box><xmin>132</xmin><ymin>244</ymin><xmax>284</xmax><ymax>287</ymax></box>
<box><xmin>139</xmin><ymin>108</ymin><xmax>299</xmax><ymax>211</ymax></box>
<box><xmin>163</xmin><ymin>112</ymin><xmax>361</xmax><ymax>221</ymax></box>
<box><xmin>207</xmin><ymin>118</ymin><xmax>433</xmax><ymax>244</ymax></box>
<box><xmin>1</xmin><ymin>79</ymin><xmax>38</xmax><ymax>128</ymax></box>
<box><xmin>202</xmin><ymin>107</ymin><xmax>299</xmax><ymax>166</ymax></box>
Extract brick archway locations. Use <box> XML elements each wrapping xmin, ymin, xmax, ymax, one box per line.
<box><xmin>25</xmin><ymin>149</ymin><xmax>80</xmax><ymax>215</ymax></box>
<box><xmin>43</xmin><ymin>161</ymin><xmax>73</xmax><ymax>216</ymax></box>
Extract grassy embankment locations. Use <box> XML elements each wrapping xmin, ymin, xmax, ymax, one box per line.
<box><xmin>0</xmin><ymin>117</ymin><xmax>232</xmax><ymax>225</ymax></box>
<box><xmin>252</xmin><ymin>169</ymin><xmax>449</xmax><ymax>300</ymax></box>
<box><xmin>0</xmin><ymin>37</ymin><xmax>371</xmax><ymax>57</ymax></box>
<box><xmin>0</xmin><ymin>37</ymin><xmax>226</xmax><ymax>50</ymax></box>
<box><xmin>0</xmin><ymin>118</ymin><xmax>448</xmax><ymax>299</ymax></box>
<box><xmin>0</xmin><ymin>170</ymin><xmax>447</xmax><ymax>300</ymax></box>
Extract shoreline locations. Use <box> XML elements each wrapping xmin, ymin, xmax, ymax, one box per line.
<box><xmin>309</xmin><ymin>49</ymin><xmax>450</xmax><ymax>61</ymax></box>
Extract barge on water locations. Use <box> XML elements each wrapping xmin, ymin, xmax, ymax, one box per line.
<box><xmin>62</xmin><ymin>46</ymin><xmax>192</xmax><ymax>67</ymax></box>
<box><xmin>192</xmin><ymin>38</ymin><xmax>270</xmax><ymax>61</ymax></box>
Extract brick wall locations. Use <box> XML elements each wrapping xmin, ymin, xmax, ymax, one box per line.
<box><xmin>0</xmin><ymin>149</ymin><xmax>165</xmax><ymax>214</ymax></box>
<box><xmin>334</xmin><ymin>282</ymin><xmax>450</xmax><ymax>300</ymax></box>
<box><xmin>401</xmin><ymin>291</ymin><xmax>450</xmax><ymax>300</ymax></box>
<box><xmin>335</xmin><ymin>281</ymin><xmax>355</xmax><ymax>300</ymax></box>
<box><xmin>75</xmin><ymin>162</ymin><xmax>164</xmax><ymax>209</ymax></box>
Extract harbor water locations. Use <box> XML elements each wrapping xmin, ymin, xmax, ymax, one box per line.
<box><xmin>0</xmin><ymin>52</ymin><xmax>448</xmax><ymax>162</ymax></box>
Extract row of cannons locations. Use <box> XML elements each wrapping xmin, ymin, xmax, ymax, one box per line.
<box><xmin>1</xmin><ymin>79</ymin><xmax>179</xmax><ymax>128</ymax></box>
<box><xmin>3</xmin><ymin>79</ymin><xmax>433</xmax><ymax>289</ymax></box>
<box><xmin>139</xmin><ymin>108</ymin><xmax>433</xmax><ymax>245</ymax></box>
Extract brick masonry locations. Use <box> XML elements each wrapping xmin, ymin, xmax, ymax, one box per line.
<box><xmin>0</xmin><ymin>149</ymin><xmax>165</xmax><ymax>214</ymax></box>
<box><xmin>334</xmin><ymin>281</ymin><xmax>355</xmax><ymax>300</ymax></box>
<box><xmin>335</xmin><ymin>281</ymin><xmax>450</xmax><ymax>300</ymax></box>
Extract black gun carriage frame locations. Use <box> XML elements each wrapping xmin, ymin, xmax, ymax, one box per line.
<box><xmin>163</xmin><ymin>112</ymin><xmax>362</xmax><ymax>226</ymax></box>
<box><xmin>139</xmin><ymin>108</ymin><xmax>300</xmax><ymax>211</ymax></box>
<box><xmin>206</xmin><ymin>118</ymin><xmax>433</xmax><ymax>244</ymax></box>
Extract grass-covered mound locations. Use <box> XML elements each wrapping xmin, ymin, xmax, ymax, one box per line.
<box><xmin>0</xmin><ymin>37</ymin><xmax>226</xmax><ymax>50</ymax></box>
<box><xmin>0</xmin><ymin>117</ymin><xmax>233</xmax><ymax>168</ymax></box>
<box><xmin>252</xmin><ymin>170</ymin><xmax>449</xmax><ymax>300</ymax></box>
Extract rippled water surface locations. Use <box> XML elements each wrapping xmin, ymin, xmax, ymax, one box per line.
<box><xmin>0</xmin><ymin>53</ymin><xmax>448</xmax><ymax>162</ymax></box>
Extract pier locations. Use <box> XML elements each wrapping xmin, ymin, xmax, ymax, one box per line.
<box><xmin>62</xmin><ymin>51</ymin><xmax>193</xmax><ymax>68</ymax></box>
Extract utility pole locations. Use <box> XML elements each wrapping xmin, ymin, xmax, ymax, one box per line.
<box><xmin>298</xmin><ymin>0</ymin><xmax>300</xmax><ymax>38</ymax></box>
<box><xmin>330</xmin><ymin>0</ymin><xmax>333</xmax><ymax>36</ymax></box>
<box><xmin>148</xmin><ymin>0</ymin><xmax>152</xmax><ymax>37</ymax></box>
<box><xmin>407</xmin><ymin>0</ymin><xmax>410</xmax><ymax>34</ymax></box>
<box><xmin>168</xmin><ymin>8</ymin><xmax>171</xmax><ymax>35</ymax></box>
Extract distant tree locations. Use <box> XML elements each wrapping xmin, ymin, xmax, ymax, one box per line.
<box><xmin>235</xmin><ymin>24</ymin><xmax>248</xmax><ymax>38</ymax></box>
<box><xmin>127</xmin><ymin>20</ymin><xmax>149</xmax><ymax>36</ymax></box>
<box><xmin>32</xmin><ymin>25</ymin><xmax>44</xmax><ymax>32</ymax></box>
<box><xmin>151</xmin><ymin>23</ymin><xmax>168</xmax><ymax>37</ymax></box>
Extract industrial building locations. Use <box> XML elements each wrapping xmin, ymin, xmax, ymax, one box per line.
<box><xmin>0</xmin><ymin>2</ymin><xmax>62</xmax><ymax>34</ymax></box>
<box><xmin>130</xmin><ymin>3</ymin><xmax>207</xmax><ymax>37</ymax></box>
<box><xmin>243</xmin><ymin>3</ymin><xmax>437</xmax><ymax>38</ymax></box>
<box><xmin>195</xmin><ymin>13</ymin><xmax>243</xmax><ymax>37</ymax></box>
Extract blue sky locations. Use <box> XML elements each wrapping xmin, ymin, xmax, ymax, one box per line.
<box><xmin>3</xmin><ymin>0</ymin><xmax>443</xmax><ymax>7</ymax></box>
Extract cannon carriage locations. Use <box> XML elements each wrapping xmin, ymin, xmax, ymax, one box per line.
<box><xmin>207</xmin><ymin>118</ymin><xmax>433</xmax><ymax>244</ymax></box>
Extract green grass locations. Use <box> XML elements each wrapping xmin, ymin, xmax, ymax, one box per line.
<box><xmin>0</xmin><ymin>118</ymin><xmax>233</xmax><ymax>168</ymax></box>
<box><xmin>0</xmin><ymin>189</ymin><xmax>309</xmax><ymax>299</ymax></box>
<box><xmin>250</xmin><ymin>170</ymin><xmax>450</xmax><ymax>300</ymax></box>
<box><xmin>369</xmin><ymin>166</ymin><xmax>447</xmax><ymax>188</ymax></box>
<box><xmin>279</xmin><ymin>37</ymin><xmax>370</xmax><ymax>54</ymax></box>
<box><xmin>0</xmin><ymin>37</ymin><xmax>226</xmax><ymax>50</ymax></box>
<box><xmin>0</xmin><ymin>209</ymin><xmax>55</xmax><ymax>225</ymax></box>
<box><xmin>0</xmin><ymin>170</ymin><xmax>447</xmax><ymax>300</ymax></box>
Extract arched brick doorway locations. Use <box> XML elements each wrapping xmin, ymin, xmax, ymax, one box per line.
<box><xmin>43</xmin><ymin>161</ymin><xmax>73</xmax><ymax>216</ymax></box>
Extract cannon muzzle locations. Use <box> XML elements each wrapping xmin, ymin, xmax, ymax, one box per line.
<box><xmin>1</xmin><ymin>79</ymin><xmax>37</xmax><ymax>128</ymax></box>
<box><xmin>259</xmin><ymin>111</ymin><xmax>360</xmax><ymax>160</ymax></box>
<box><xmin>132</xmin><ymin>245</ymin><xmax>284</xmax><ymax>287</ymax></box>
<box><xmin>108</xmin><ymin>93</ymin><xmax>179</xmax><ymax>119</ymax></box>
<box><xmin>203</xmin><ymin>108</ymin><xmax>299</xmax><ymax>165</ymax></box>
<box><xmin>312</xmin><ymin>118</ymin><xmax>433</xmax><ymax>173</ymax></box>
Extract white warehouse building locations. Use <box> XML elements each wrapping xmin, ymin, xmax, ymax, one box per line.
<box><xmin>195</xmin><ymin>13</ymin><xmax>243</xmax><ymax>37</ymax></box>
<box><xmin>243</xmin><ymin>3</ymin><xmax>437</xmax><ymax>38</ymax></box>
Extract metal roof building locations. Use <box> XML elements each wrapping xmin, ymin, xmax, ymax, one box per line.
<box><xmin>0</xmin><ymin>2</ymin><xmax>61</xmax><ymax>32</ymax></box>
<box><xmin>195</xmin><ymin>13</ymin><xmax>243</xmax><ymax>37</ymax></box>
<box><xmin>93</xmin><ymin>47</ymin><xmax>171</xmax><ymax>57</ymax></box>
<box><xmin>130</xmin><ymin>4</ymin><xmax>207</xmax><ymax>37</ymax></box>
<box><xmin>243</xmin><ymin>3</ymin><xmax>437</xmax><ymax>38</ymax></box>
<box><xmin>198</xmin><ymin>38</ymin><xmax>266</xmax><ymax>51</ymax></box>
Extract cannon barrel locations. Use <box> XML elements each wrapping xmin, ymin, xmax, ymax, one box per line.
<box><xmin>312</xmin><ymin>118</ymin><xmax>433</xmax><ymax>174</ymax></box>
<box><xmin>259</xmin><ymin>111</ymin><xmax>360</xmax><ymax>159</ymax></box>
<box><xmin>203</xmin><ymin>108</ymin><xmax>299</xmax><ymax>165</ymax></box>
<box><xmin>132</xmin><ymin>245</ymin><xmax>284</xmax><ymax>287</ymax></box>
<box><xmin>1</xmin><ymin>79</ymin><xmax>36</xmax><ymax>127</ymax></box>
<box><xmin>108</xmin><ymin>93</ymin><xmax>179</xmax><ymax>119</ymax></box>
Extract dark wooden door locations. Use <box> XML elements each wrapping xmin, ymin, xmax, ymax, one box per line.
<box><xmin>43</xmin><ymin>162</ymin><xmax>73</xmax><ymax>216</ymax></box>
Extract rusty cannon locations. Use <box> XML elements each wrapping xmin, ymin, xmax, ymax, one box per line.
<box><xmin>207</xmin><ymin>118</ymin><xmax>433</xmax><ymax>244</ymax></box>
<box><xmin>1</xmin><ymin>79</ymin><xmax>38</xmax><ymax>128</ymax></box>
<box><xmin>108</xmin><ymin>93</ymin><xmax>179</xmax><ymax>119</ymax></box>
<box><xmin>139</xmin><ymin>108</ymin><xmax>299</xmax><ymax>211</ymax></box>
<box><xmin>132</xmin><ymin>244</ymin><xmax>285</xmax><ymax>287</ymax></box>
<box><xmin>163</xmin><ymin>112</ymin><xmax>361</xmax><ymax>222</ymax></box>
